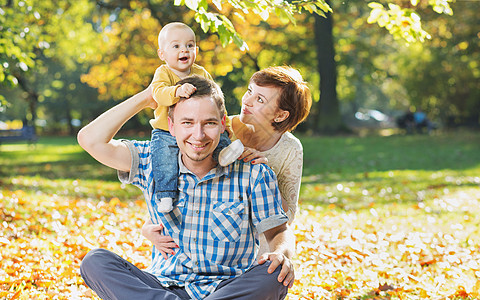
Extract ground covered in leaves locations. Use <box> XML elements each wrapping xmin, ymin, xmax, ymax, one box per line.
<box><xmin>1</xmin><ymin>133</ymin><xmax>480</xmax><ymax>299</ymax></box>
<box><xmin>2</xmin><ymin>175</ymin><xmax>480</xmax><ymax>299</ymax></box>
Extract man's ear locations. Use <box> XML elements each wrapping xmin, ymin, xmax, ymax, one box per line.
<box><xmin>221</xmin><ymin>115</ymin><xmax>226</xmax><ymax>133</ymax></box>
<box><xmin>168</xmin><ymin>116</ymin><xmax>175</xmax><ymax>136</ymax></box>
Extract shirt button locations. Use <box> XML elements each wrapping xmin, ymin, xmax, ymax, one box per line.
<box><xmin>193</xmin><ymin>238</ymin><xmax>197</xmax><ymax>242</ymax></box>
<box><xmin>195</xmin><ymin>261</ymin><xmax>199</xmax><ymax>266</ymax></box>
<box><xmin>195</xmin><ymin>210</ymin><xmax>199</xmax><ymax>214</ymax></box>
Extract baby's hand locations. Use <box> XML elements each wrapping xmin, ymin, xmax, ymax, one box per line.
<box><xmin>176</xmin><ymin>83</ymin><xmax>196</xmax><ymax>98</ymax></box>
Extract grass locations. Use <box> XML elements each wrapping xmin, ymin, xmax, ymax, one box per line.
<box><xmin>300</xmin><ymin>131</ymin><xmax>480</xmax><ymax>210</ymax></box>
<box><xmin>1</xmin><ymin>131</ymin><xmax>480</xmax><ymax>299</ymax></box>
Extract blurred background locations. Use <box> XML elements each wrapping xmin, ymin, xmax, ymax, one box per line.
<box><xmin>1</xmin><ymin>0</ymin><xmax>478</xmax><ymax>137</ymax></box>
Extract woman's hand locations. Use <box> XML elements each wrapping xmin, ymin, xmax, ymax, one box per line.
<box><xmin>142</xmin><ymin>218</ymin><xmax>178</xmax><ymax>259</ymax></box>
<box><xmin>238</xmin><ymin>147</ymin><xmax>268</xmax><ymax>165</ymax></box>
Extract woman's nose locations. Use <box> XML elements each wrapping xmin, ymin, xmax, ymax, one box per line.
<box><xmin>242</xmin><ymin>94</ymin><xmax>253</xmax><ymax>106</ymax></box>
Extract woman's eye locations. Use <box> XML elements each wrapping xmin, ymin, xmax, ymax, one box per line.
<box><xmin>257</xmin><ymin>97</ymin><xmax>264</xmax><ymax>103</ymax></box>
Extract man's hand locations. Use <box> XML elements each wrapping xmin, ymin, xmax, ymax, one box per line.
<box><xmin>263</xmin><ymin>223</ymin><xmax>296</xmax><ymax>288</ymax></box>
<box><xmin>175</xmin><ymin>83</ymin><xmax>197</xmax><ymax>98</ymax></box>
<box><xmin>257</xmin><ymin>252</ymin><xmax>295</xmax><ymax>288</ymax></box>
<box><xmin>145</xmin><ymin>85</ymin><xmax>158</xmax><ymax>110</ymax></box>
<box><xmin>141</xmin><ymin>219</ymin><xmax>178</xmax><ymax>260</ymax></box>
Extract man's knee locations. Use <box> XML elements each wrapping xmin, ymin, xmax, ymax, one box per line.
<box><xmin>264</xmin><ymin>263</ymin><xmax>288</xmax><ymax>288</ymax></box>
<box><xmin>80</xmin><ymin>248</ymin><xmax>113</xmax><ymax>279</ymax></box>
<box><xmin>249</xmin><ymin>262</ymin><xmax>288</xmax><ymax>299</ymax></box>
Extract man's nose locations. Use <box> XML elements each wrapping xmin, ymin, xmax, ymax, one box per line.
<box><xmin>193</xmin><ymin>124</ymin><xmax>205</xmax><ymax>139</ymax></box>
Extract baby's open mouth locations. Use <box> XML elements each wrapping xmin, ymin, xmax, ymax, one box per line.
<box><xmin>179</xmin><ymin>57</ymin><xmax>188</xmax><ymax>62</ymax></box>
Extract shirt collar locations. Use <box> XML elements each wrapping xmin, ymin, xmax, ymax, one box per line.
<box><xmin>177</xmin><ymin>152</ymin><xmax>230</xmax><ymax>179</ymax></box>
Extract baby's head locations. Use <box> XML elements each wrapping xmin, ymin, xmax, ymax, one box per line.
<box><xmin>157</xmin><ymin>22</ymin><xmax>197</xmax><ymax>74</ymax></box>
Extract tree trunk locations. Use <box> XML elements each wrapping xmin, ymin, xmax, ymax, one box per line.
<box><xmin>15</xmin><ymin>73</ymin><xmax>38</xmax><ymax>126</ymax></box>
<box><xmin>313</xmin><ymin>6</ymin><xmax>342</xmax><ymax>134</ymax></box>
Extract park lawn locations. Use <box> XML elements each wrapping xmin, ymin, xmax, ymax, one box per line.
<box><xmin>1</xmin><ymin>132</ymin><xmax>480</xmax><ymax>299</ymax></box>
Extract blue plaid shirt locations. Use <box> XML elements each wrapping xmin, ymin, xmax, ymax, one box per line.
<box><xmin>118</xmin><ymin>140</ymin><xmax>287</xmax><ymax>299</ymax></box>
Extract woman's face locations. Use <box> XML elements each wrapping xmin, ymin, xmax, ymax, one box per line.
<box><xmin>240</xmin><ymin>82</ymin><xmax>282</xmax><ymax>129</ymax></box>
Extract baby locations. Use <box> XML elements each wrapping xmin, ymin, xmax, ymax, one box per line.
<box><xmin>149</xmin><ymin>22</ymin><xmax>243</xmax><ymax>212</ymax></box>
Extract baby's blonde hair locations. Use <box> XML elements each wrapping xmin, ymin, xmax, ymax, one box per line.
<box><xmin>158</xmin><ymin>22</ymin><xmax>195</xmax><ymax>49</ymax></box>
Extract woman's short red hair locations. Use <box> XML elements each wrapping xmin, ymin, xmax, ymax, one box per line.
<box><xmin>250</xmin><ymin>66</ymin><xmax>312</xmax><ymax>133</ymax></box>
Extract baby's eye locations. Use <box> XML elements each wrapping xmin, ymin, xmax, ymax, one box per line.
<box><xmin>187</xmin><ymin>43</ymin><xmax>195</xmax><ymax>49</ymax></box>
<box><xmin>173</xmin><ymin>44</ymin><xmax>179</xmax><ymax>49</ymax></box>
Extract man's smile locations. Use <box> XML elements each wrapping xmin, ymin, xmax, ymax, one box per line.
<box><xmin>187</xmin><ymin>141</ymin><xmax>210</xmax><ymax>150</ymax></box>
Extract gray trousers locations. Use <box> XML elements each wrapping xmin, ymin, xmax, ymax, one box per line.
<box><xmin>80</xmin><ymin>248</ymin><xmax>288</xmax><ymax>300</ymax></box>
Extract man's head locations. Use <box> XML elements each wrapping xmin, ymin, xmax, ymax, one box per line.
<box><xmin>167</xmin><ymin>76</ymin><xmax>226</xmax><ymax>172</ymax></box>
<box><xmin>157</xmin><ymin>22</ymin><xmax>197</xmax><ymax>74</ymax></box>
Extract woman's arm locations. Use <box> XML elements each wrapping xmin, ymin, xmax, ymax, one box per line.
<box><xmin>276</xmin><ymin>146</ymin><xmax>303</xmax><ymax>222</ymax></box>
<box><xmin>142</xmin><ymin>217</ymin><xmax>178</xmax><ymax>259</ymax></box>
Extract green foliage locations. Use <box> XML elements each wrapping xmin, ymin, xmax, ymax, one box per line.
<box><xmin>2</xmin><ymin>0</ymin><xmax>478</xmax><ymax>133</ymax></box>
<box><xmin>174</xmin><ymin>0</ymin><xmax>331</xmax><ymax>48</ymax></box>
<box><xmin>0</xmin><ymin>0</ymin><xmax>99</xmax><ymax>87</ymax></box>
<box><xmin>0</xmin><ymin>0</ymin><xmax>37</xmax><ymax>86</ymax></box>
<box><xmin>366</xmin><ymin>0</ymin><xmax>454</xmax><ymax>43</ymax></box>
<box><xmin>367</xmin><ymin>2</ymin><xmax>431</xmax><ymax>43</ymax></box>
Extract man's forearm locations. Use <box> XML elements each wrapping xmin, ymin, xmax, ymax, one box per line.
<box><xmin>265</xmin><ymin>224</ymin><xmax>296</xmax><ymax>258</ymax></box>
<box><xmin>77</xmin><ymin>87</ymin><xmax>154</xmax><ymax>171</ymax></box>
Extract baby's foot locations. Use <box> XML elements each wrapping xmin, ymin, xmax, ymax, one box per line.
<box><xmin>157</xmin><ymin>197</ymin><xmax>173</xmax><ymax>212</ymax></box>
<box><xmin>218</xmin><ymin>140</ymin><xmax>244</xmax><ymax>166</ymax></box>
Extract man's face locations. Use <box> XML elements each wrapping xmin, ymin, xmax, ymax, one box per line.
<box><xmin>168</xmin><ymin>96</ymin><xmax>226</xmax><ymax>170</ymax></box>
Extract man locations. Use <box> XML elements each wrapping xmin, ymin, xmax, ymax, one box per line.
<box><xmin>78</xmin><ymin>76</ymin><xmax>295</xmax><ymax>300</ymax></box>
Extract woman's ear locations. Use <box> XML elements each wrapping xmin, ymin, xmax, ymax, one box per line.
<box><xmin>274</xmin><ymin>110</ymin><xmax>289</xmax><ymax>123</ymax></box>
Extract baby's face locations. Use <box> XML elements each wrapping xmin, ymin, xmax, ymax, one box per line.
<box><xmin>159</xmin><ymin>28</ymin><xmax>197</xmax><ymax>74</ymax></box>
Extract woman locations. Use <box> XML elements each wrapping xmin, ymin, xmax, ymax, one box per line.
<box><xmin>143</xmin><ymin>66</ymin><xmax>312</xmax><ymax>257</ymax></box>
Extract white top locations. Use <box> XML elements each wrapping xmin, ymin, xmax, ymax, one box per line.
<box><xmin>259</xmin><ymin>132</ymin><xmax>303</xmax><ymax>223</ymax></box>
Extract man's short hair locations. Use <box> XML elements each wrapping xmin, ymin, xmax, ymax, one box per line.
<box><xmin>168</xmin><ymin>76</ymin><xmax>225</xmax><ymax>121</ymax></box>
